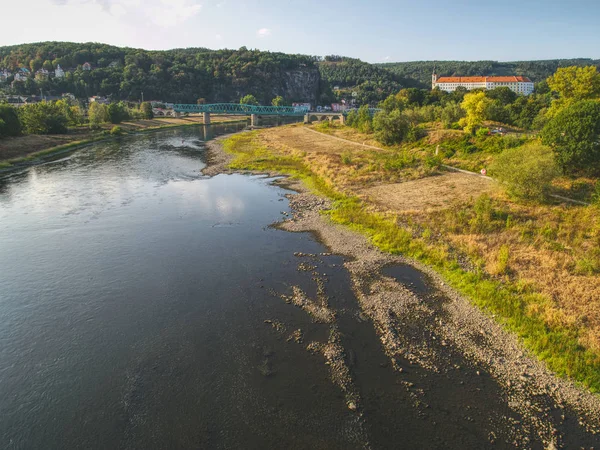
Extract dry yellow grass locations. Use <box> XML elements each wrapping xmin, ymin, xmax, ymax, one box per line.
<box><xmin>361</xmin><ymin>173</ymin><xmax>496</xmax><ymax>212</ymax></box>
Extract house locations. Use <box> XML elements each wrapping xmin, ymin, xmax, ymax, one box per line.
<box><xmin>432</xmin><ymin>71</ymin><xmax>534</xmax><ymax>95</ymax></box>
<box><xmin>0</xmin><ymin>69</ymin><xmax>11</xmax><ymax>82</ymax></box>
<box><xmin>82</xmin><ymin>62</ymin><xmax>92</xmax><ymax>71</ymax></box>
<box><xmin>54</xmin><ymin>64</ymin><xmax>65</xmax><ymax>78</ymax></box>
<box><xmin>88</xmin><ymin>95</ymin><xmax>109</xmax><ymax>104</ymax></box>
<box><xmin>14</xmin><ymin>68</ymin><xmax>30</xmax><ymax>82</ymax></box>
<box><xmin>331</xmin><ymin>103</ymin><xmax>348</xmax><ymax>112</ymax></box>
<box><xmin>35</xmin><ymin>68</ymin><xmax>50</xmax><ymax>81</ymax></box>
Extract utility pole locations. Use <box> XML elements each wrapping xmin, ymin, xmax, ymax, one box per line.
<box><xmin>141</xmin><ymin>91</ymin><xmax>144</xmax><ymax>103</ymax></box>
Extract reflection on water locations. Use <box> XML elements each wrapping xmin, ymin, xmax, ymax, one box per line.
<box><xmin>0</xmin><ymin>125</ymin><xmax>367</xmax><ymax>449</ymax></box>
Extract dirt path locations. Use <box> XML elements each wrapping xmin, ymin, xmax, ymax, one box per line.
<box><xmin>204</xmin><ymin>135</ymin><xmax>600</xmax><ymax>449</ymax></box>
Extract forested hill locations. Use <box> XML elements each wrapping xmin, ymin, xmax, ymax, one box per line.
<box><xmin>0</xmin><ymin>42</ymin><xmax>424</xmax><ymax>105</ymax></box>
<box><xmin>0</xmin><ymin>42</ymin><xmax>323</xmax><ymax>104</ymax></box>
<box><xmin>378</xmin><ymin>59</ymin><xmax>600</xmax><ymax>87</ymax></box>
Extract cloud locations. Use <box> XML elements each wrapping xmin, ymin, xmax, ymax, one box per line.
<box><xmin>50</xmin><ymin>0</ymin><xmax>202</xmax><ymax>27</ymax></box>
<box><xmin>382</xmin><ymin>56</ymin><xmax>391</xmax><ymax>61</ymax></box>
<box><xmin>257</xmin><ymin>28</ymin><xmax>271</xmax><ymax>38</ymax></box>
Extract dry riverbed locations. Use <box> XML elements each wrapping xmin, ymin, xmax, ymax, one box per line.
<box><xmin>204</xmin><ymin>134</ymin><xmax>600</xmax><ymax>449</ymax></box>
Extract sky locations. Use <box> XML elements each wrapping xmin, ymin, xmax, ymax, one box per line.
<box><xmin>1</xmin><ymin>0</ymin><xmax>599</xmax><ymax>63</ymax></box>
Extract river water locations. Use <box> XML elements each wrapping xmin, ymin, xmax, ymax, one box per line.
<box><xmin>0</xmin><ymin>125</ymin><xmax>593</xmax><ymax>449</ymax></box>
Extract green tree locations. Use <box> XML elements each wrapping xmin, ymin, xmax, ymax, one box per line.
<box><xmin>458</xmin><ymin>92</ymin><xmax>493</xmax><ymax>134</ymax></box>
<box><xmin>29</xmin><ymin>58</ymin><xmax>42</xmax><ymax>72</ymax></box>
<box><xmin>19</xmin><ymin>101</ymin><xmax>68</xmax><ymax>135</ymax></box>
<box><xmin>107</xmin><ymin>101</ymin><xmax>130</xmax><ymax>124</ymax></box>
<box><xmin>486</xmin><ymin>87</ymin><xmax>517</xmax><ymax>105</ymax></box>
<box><xmin>541</xmin><ymin>100</ymin><xmax>600</xmax><ymax>174</ymax></box>
<box><xmin>271</xmin><ymin>95</ymin><xmax>285</xmax><ymax>106</ymax></box>
<box><xmin>0</xmin><ymin>104</ymin><xmax>22</xmax><ymax>137</ymax></box>
<box><xmin>373</xmin><ymin>109</ymin><xmax>409</xmax><ymax>145</ymax></box>
<box><xmin>547</xmin><ymin>66</ymin><xmax>600</xmax><ymax>116</ymax></box>
<box><xmin>240</xmin><ymin>94</ymin><xmax>259</xmax><ymax>105</ymax></box>
<box><xmin>42</xmin><ymin>60</ymin><xmax>54</xmax><ymax>71</ymax></box>
<box><xmin>140</xmin><ymin>102</ymin><xmax>154</xmax><ymax>119</ymax></box>
<box><xmin>490</xmin><ymin>144</ymin><xmax>560</xmax><ymax>200</ymax></box>
<box><xmin>88</xmin><ymin>102</ymin><xmax>109</xmax><ymax>127</ymax></box>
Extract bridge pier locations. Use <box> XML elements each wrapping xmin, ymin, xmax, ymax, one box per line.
<box><xmin>251</xmin><ymin>114</ymin><xmax>259</xmax><ymax>127</ymax></box>
<box><xmin>304</xmin><ymin>114</ymin><xmax>311</xmax><ymax>124</ymax></box>
<box><xmin>339</xmin><ymin>114</ymin><xmax>346</xmax><ymax>125</ymax></box>
<box><xmin>203</xmin><ymin>112</ymin><xmax>211</xmax><ymax>125</ymax></box>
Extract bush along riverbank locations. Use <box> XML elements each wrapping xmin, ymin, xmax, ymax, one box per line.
<box><xmin>220</xmin><ymin>128</ymin><xmax>600</xmax><ymax>395</ymax></box>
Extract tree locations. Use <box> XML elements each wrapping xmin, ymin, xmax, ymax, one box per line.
<box><xmin>107</xmin><ymin>101</ymin><xmax>130</xmax><ymax>124</ymax></box>
<box><xmin>271</xmin><ymin>95</ymin><xmax>285</xmax><ymax>106</ymax></box>
<box><xmin>140</xmin><ymin>102</ymin><xmax>154</xmax><ymax>119</ymax></box>
<box><xmin>55</xmin><ymin>99</ymin><xmax>83</xmax><ymax>126</ymax></box>
<box><xmin>490</xmin><ymin>144</ymin><xmax>560</xmax><ymax>200</ymax></box>
<box><xmin>88</xmin><ymin>102</ymin><xmax>109</xmax><ymax>127</ymax></box>
<box><xmin>486</xmin><ymin>87</ymin><xmax>517</xmax><ymax>105</ymax></box>
<box><xmin>0</xmin><ymin>104</ymin><xmax>22</xmax><ymax>137</ymax></box>
<box><xmin>42</xmin><ymin>60</ymin><xmax>54</xmax><ymax>71</ymax></box>
<box><xmin>547</xmin><ymin>66</ymin><xmax>600</xmax><ymax>116</ymax></box>
<box><xmin>541</xmin><ymin>100</ymin><xmax>600</xmax><ymax>174</ymax></box>
<box><xmin>240</xmin><ymin>94</ymin><xmax>259</xmax><ymax>105</ymax></box>
<box><xmin>19</xmin><ymin>101</ymin><xmax>68</xmax><ymax>135</ymax></box>
<box><xmin>458</xmin><ymin>92</ymin><xmax>493</xmax><ymax>134</ymax></box>
<box><xmin>373</xmin><ymin>109</ymin><xmax>410</xmax><ymax>145</ymax></box>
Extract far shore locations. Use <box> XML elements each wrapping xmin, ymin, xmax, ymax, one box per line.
<box><xmin>0</xmin><ymin>115</ymin><xmax>245</xmax><ymax>172</ymax></box>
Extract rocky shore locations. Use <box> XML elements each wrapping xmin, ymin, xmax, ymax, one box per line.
<box><xmin>203</xmin><ymin>135</ymin><xmax>600</xmax><ymax>449</ymax></box>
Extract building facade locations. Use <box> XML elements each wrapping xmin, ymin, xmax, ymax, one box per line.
<box><xmin>432</xmin><ymin>72</ymin><xmax>534</xmax><ymax>95</ymax></box>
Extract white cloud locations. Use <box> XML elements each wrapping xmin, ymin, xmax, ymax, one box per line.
<box><xmin>50</xmin><ymin>0</ymin><xmax>202</xmax><ymax>27</ymax></box>
<box><xmin>257</xmin><ymin>28</ymin><xmax>271</xmax><ymax>38</ymax></box>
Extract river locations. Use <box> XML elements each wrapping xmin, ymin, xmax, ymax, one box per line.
<box><xmin>0</xmin><ymin>124</ymin><xmax>596</xmax><ymax>449</ymax></box>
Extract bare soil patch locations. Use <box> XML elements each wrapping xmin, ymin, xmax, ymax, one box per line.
<box><xmin>360</xmin><ymin>172</ymin><xmax>496</xmax><ymax>212</ymax></box>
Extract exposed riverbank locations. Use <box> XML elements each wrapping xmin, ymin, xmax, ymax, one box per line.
<box><xmin>204</xmin><ymin>131</ymin><xmax>600</xmax><ymax>448</ymax></box>
<box><xmin>0</xmin><ymin>115</ymin><xmax>244</xmax><ymax>172</ymax></box>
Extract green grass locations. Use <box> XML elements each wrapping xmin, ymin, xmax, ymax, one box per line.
<box><xmin>222</xmin><ymin>131</ymin><xmax>600</xmax><ymax>393</ymax></box>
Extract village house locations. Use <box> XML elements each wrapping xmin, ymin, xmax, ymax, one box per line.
<box><xmin>82</xmin><ymin>62</ymin><xmax>92</xmax><ymax>71</ymax></box>
<box><xmin>54</xmin><ymin>64</ymin><xmax>65</xmax><ymax>78</ymax></box>
<box><xmin>0</xmin><ymin>69</ymin><xmax>12</xmax><ymax>82</ymax></box>
<box><xmin>14</xmin><ymin>68</ymin><xmax>30</xmax><ymax>82</ymax></box>
<box><xmin>35</xmin><ymin>68</ymin><xmax>50</xmax><ymax>81</ymax></box>
<box><xmin>432</xmin><ymin>71</ymin><xmax>534</xmax><ymax>95</ymax></box>
<box><xmin>88</xmin><ymin>95</ymin><xmax>109</xmax><ymax>104</ymax></box>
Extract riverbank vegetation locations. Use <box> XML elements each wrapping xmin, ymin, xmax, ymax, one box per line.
<box><xmin>219</xmin><ymin>65</ymin><xmax>600</xmax><ymax>392</ymax></box>
<box><xmin>221</xmin><ymin>128</ymin><xmax>600</xmax><ymax>392</ymax></box>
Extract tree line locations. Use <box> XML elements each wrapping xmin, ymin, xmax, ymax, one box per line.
<box><xmin>345</xmin><ymin>65</ymin><xmax>600</xmax><ymax>185</ymax></box>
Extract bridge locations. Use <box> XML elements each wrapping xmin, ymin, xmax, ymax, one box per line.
<box><xmin>171</xmin><ymin>103</ymin><xmax>380</xmax><ymax>126</ymax></box>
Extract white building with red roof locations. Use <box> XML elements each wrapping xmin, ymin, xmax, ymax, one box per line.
<box><xmin>432</xmin><ymin>71</ymin><xmax>534</xmax><ymax>95</ymax></box>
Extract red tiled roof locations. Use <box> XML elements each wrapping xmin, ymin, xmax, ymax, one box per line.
<box><xmin>435</xmin><ymin>76</ymin><xmax>532</xmax><ymax>83</ymax></box>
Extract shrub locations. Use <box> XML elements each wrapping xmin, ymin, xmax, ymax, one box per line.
<box><xmin>490</xmin><ymin>144</ymin><xmax>560</xmax><ymax>200</ymax></box>
<box><xmin>476</xmin><ymin>127</ymin><xmax>490</xmax><ymax>138</ymax></box>
<box><xmin>110</xmin><ymin>125</ymin><xmax>123</xmax><ymax>135</ymax></box>
<box><xmin>0</xmin><ymin>104</ymin><xmax>21</xmax><ymax>137</ymax></box>
<box><xmin>19</xmin><ymin>101</ymin><xmax>68</xmax><ymax>135</ymax></box>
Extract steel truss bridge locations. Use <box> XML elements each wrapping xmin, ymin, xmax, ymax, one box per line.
<box><xmin>172</xmin><ymin>103</ymin><xmax>381</xmax><ymax>117</ymax></box>
<box><xmin>172</xmin><ymin>103</ymin><xmax>309</xmax><ymax>116</ymax></box>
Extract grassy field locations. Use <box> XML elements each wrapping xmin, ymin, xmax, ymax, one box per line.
<box><xmin>222</xmin><ymin>125</ymin><xmax>600</xmax><ymax>393</ymax></box>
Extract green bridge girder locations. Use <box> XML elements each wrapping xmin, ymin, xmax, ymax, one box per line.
<box><xmin>172</xmin><ymin>103</ymin><xmax>309</xmax><ymax>116</ymax></box>
<box><xmin>172</xmin><ymin>103</ymin><xmax>381</xmax><ymax>116</ymax></box>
